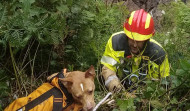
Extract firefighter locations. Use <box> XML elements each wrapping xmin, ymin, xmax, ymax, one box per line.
<box><xmin>101</xmin><ymin>9</ymin><xmax>170</xmax><ymax>93</ymax></box>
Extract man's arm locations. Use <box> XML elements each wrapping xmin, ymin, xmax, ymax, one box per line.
<box><xmin>101</xmin><ymin>65</ymin><xmax>122</xmax><ymax>91</ymax></box>
<box><xmin>100</xmin><ymin>35</ymin><xmax>124</xmax><ymax>92</ymax></box>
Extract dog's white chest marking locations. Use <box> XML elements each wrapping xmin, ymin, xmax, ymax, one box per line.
<box><xmin>80</xmin><ymin>83</ymin><xmax>84</xmax><ymax>92</ymax></box>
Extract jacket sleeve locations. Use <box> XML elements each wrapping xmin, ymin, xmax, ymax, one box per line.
<box><xmin>148</xmin><ymin>39</ymin><xmax>170</xmax><ymax>79</ymax></box>
<box><xmin>100</xmin><ymin>35</ymin><xmax>124</xmax><ymax>91</ymax></box>
<box><xmin>148</xmin><ymin>54</ymin><xmax>170</xmax><ymax>79</ymax></box>
<box><xmin>160</xmin><ymin>54</ymin><xmax>170</xmax><ymax>78</ymax></box>
<box><xmin>101</xmin><ymin>35</ymin><xmax>124</xmax><ymax>72</ymax></box>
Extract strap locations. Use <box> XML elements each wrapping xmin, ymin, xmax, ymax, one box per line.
<box><xmin>48</xmin><ymin>69</ymin><xmax>74</xmax><ymax>109</ymax></box>
<box><xmin>56</xmin><ymin>69</ymin><xmax>74</xmax><ymax>109</ymax></box>
<box><xmin>48</xmin><ymin>68</ymin><xmax>66</xmax><ymax>83</ymax></box>
<box><xmin>139</xmin><ymin>56</ymin><xmax>149</xmax><ymax>80</ymax></box>
<box><xmin>58</xmin><ymin>75</ymin><xmax>74</xmax><ymax>110</ymax></box>
<box><xmin>17</xmin><ymin>87</ymin><xmax>63</xmax><ymax>111</ymax></box>
<box><xmin>53</xmin><ymin>87</ymin><xmax>63</xmax><ymax>111</ymax></box>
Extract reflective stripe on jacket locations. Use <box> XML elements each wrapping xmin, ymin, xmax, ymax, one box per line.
<box><xmin>101</xmin><ymin>31</ymin><xmax>170</xmax><ymax>80</ymax></box>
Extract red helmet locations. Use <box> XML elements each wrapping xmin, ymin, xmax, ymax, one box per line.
<box><xmin>124</xmin><ymin>9</ymin><xmax>155</xmax><ymax>41</ymax></box>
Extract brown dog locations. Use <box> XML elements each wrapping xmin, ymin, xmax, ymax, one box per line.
<box><xmin>4</xmin><ymin>66</ymin><xmax>96</xmax><ymax>111</ymax></box>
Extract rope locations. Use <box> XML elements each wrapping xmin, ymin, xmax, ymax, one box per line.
<box><xmin>93</xmin><ymin>92</ymin><xmax>112</xmax><ymax>111</ymax></box>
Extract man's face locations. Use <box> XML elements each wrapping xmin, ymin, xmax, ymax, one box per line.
<box><xmin>128</xmin><ymin>38</ymin><xmax>147</xmax><ymax>55</ymax></box>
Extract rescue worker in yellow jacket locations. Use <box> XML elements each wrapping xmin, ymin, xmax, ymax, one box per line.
<box><xmin>101</xmin><ymin>9</ymin><xmax>170</xmax><ymax>92</ymax></box>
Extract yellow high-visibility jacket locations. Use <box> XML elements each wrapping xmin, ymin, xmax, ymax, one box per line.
<box><xmin>101</xmin><ymin>31</ymin><xmax>170</xmax><ymax>82</ymax></box>
<box><xmin>4</xmin><ymin>71</ymin><xmax>82</xmax><ymax>111</ymax></box>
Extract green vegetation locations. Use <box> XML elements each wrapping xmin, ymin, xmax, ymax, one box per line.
<box><xmin>0</xmin><ymin>0</ymin><xmax>189</xmax><ymax>111</ymax></box>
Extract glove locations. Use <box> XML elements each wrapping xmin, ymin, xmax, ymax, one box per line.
<box><xmin>101</xmin><ymin>65</ymin><xmax>123</xmax><ymax>92</ymax></box>
<box><xmin>106</xmin><ymin>77</ymin><xmax>123</xmax><ymax>93</ymax></box>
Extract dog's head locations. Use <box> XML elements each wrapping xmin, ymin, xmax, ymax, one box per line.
<box><xmin>59</xmin><ymin>65</ymin><xmax>96</xmax><ymax>111</ymax></box>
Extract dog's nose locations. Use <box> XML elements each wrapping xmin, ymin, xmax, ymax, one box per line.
<box><xmin>86</xmin><ymin>102</ymin><xmax>95</xmax><ymax>111</ymax></box>
<box><xmin>87</xmin><ymin>106</ymin><xmax>93</xmax><ymax>111</ymax></box>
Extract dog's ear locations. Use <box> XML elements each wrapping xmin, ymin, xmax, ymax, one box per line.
<box><xmin>59</xmin><ymin>78</ymin><xmax>73</xmax><ymax>88</ymax></box>
<box><xmin>85</xmin><ymin>65</ymin><xmax>96</xmax><ymax>79</ymax></box>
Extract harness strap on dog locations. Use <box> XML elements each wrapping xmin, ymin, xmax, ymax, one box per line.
<box><xmin>57</xmin><ymin>69</ymin><xmax>74</xmax><ymax>109</ymax></box>
<box><xmin>16</xmin><ymin>87</ymin><xmax>63</xmax><ymax>111</ymax></box>
<box><xmin>49</xmin><ymin>69</ymin><xmax>74</xmax><ymax>110</ymax></box>
<box><xmin>53</xmin><ymin>87</ymin><xmax>63</xmax><ymax>111</ymax></box>
<box><xmin>48</xmin><ymin>68</ymin><xmax>67</xmax><ymax>82</ymax></box>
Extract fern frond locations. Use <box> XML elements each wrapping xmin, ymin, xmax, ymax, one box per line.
<box><xmin>0</xmin><ymin>5</ymin><xmax>7</xmax><ymax>25</ymax></box>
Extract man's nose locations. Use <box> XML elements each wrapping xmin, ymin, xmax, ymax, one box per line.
<box><xmin>133</xmin><ymin>42</ymin><xmax>137</xmax><ymax>47</ymax></box>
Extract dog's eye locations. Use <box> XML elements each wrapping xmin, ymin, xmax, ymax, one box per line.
<box><xmin>76</xmin><ymin>95</ymin><xmax>82</xmax><ymax>99</ymax></box>
<box><xmin>88</xmin><ymin>90</ymin><xmax>93</xmax><ymax>95</ymax></box>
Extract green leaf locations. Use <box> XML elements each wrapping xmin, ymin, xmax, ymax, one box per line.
<box><xmin>176</xmin><ymin>69</ymin><xmax>186</xmax><ymax>75</ymax></box>
<box><xmin>144</xmin><ymin>80</ymin><xmax>152</xmax><ymax>84</ymax></box>
<box><xmin>0</xmin><ymin>3</ymin><xmax>2</xmax><ymax>10</ymax></box>
<box><xmin>71</xmin><ymin>5</ymin><xmax>81</xmax><ymax>14</ymax></box>
<box><xmin>127</xmin><ymin>98</ymin><xmax>136</xmax><ymax>110</ymax></box>
<box><xmin>29</xmin><ymin>7</ymin><xmax>46</xmax><ymax>17</ymax></box>
<box><xmin>118</xmin><ymin>100</ymin><xmax>128</xmax><ymax>111</ymax></box>
<box><xmin>144</xmin><ymin>91</ymin><xmax>152</xmax><ymax>99</ymax></box>
<box><xmin>184</xmin><ymin>103</ymin><xmax>190</xmax><ymax>110</ymax></box>
<box><xmin>19</xmin><ymin>0</ymin><xmax>36</xmax><ymax>14</ymax></box>
<box><xmin>161</xmin><ymin>79</ymin><xmax>169</xmax><ymax>85</ymax></box>
<box><xmin>19</xmin><ymin>0</ymin><xmax>35</xmax><ymax>4</ymax></box>
<box><xmin>65</xmin><ymin>50</ymin><xmax>75</xmax><ymax>53</ymax></box>
<box><xmin>65</xmin><ymin>45</ymin><xmax>73</xmax><ymax>49</ymax></box>
<box><xmin>170</xmin><ymin>97</ymin><xmax>178</xmax><ymax>104</ymax></box>
<box><xmin>147</xmin><ymin>86</ymin><xmax>154</xmax><ymax>92</ymax></box>
<box><xmin>0</xmin><ymin>40</ymin><xmax>6</xmax><ymax>58</ymax></box>
<box><xmin>56</xmin><ymin>5</ymin><xmax>69</xmax><ymax>14</ymax></box>
<box><xmin>171</xmin><ymin>77</ymin><xmax>181</xmax><ymax>88</ymax></box>
<box><xmin>52</xmin><ymin>52</ymin><xmax>58</xmax><ymax>59</ymax></box>
<box><xmin>116</xmin><ymin>98</ymin><xmax>135</xmax><ymax>111</ymax></box>
<box><xmin>180</xmin><ymin>60</ymin><xmax>190</xmax><ymax>71</ymax></box>
<box><xmin>50</xmin><ymin>60</ymin><xmax>57</xmax><ymax>66</ymax></box>
<box><xmin>152</xmin><ymin>109</ymin><xmax>159</xmax><ymax>111</ymax></box>
<box><xmin>150</xmin><ymin>100</ymin><xmax>164</xmax><ymax>108</ymax></box>
<box><xmin>0</xmin><ymin>82</ymin><xmax>8</xmax><ymax>90</ymax></box>
<box><xmin>66</xmin><ymin>0</ymin><xmax>73</xmax><ymax>7</ymax></box>
<box><xmin>82</xmin><ymin>10</ymin><xmax>95</xmax><ymax>21</ymax></box>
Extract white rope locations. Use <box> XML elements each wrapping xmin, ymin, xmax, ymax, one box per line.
<box><xmin>93</xmin><ymin>92</ymin><xmax>112</xmax><ymax>111</ymax></box>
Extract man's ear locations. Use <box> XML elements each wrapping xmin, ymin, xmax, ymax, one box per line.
<box><xmin>59</xmin><ymin>77</ymin><xmax>73</xmax><ymax>88</ymax></box>
<box><xmin>85</xmin><ymin>65</ymin><xmax>96</xmax><ymax>79</ymax></box>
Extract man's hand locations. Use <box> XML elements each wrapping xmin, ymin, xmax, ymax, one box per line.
<box><xmin>106</xmin><ymin>76</ymin><xmax>123</xmax><ymax>93</ymax></box>
<box><xmin>101</xmin><ymin>65</ymin><xmax>123</xmax><ymax>93</ymax></box>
